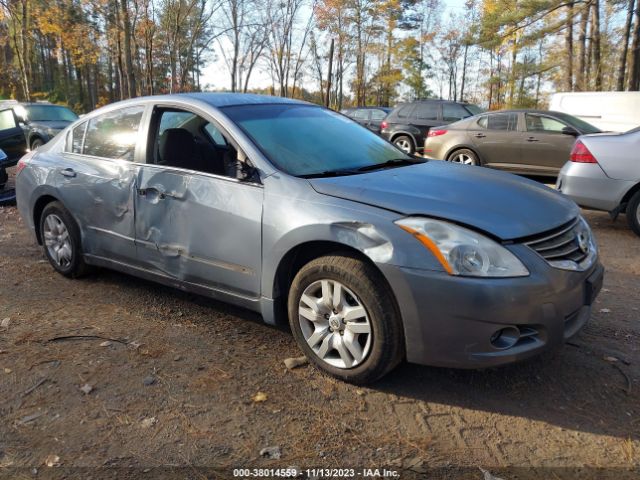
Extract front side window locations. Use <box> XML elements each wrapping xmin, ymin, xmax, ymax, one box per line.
<box><xmin>443</xmin><ymin>103</ymin><xmax>472</xmax><ymax>122</ymax></box>
<box><xmin>352</xmin><ymin>109</ymin><xmax>369</xmax><ymax>120</ymax></box>
<box><xmin>224</xmin><ymin>104</ymin><xmax>413</xmax><ymax>177</ymax></box>
<box><xmin>83</xmin><ymin>106</ymin><xmax>144</xmax><ymax>160</ymax></box>
<box><xmin>23</xmin><ymin>105</ymin><xmax>78</xmax><ymax>122</ymax></box>
<box><xmin>478</xmin><ymin>113</ymin><xmax>518</xmax><ymax>131</ymax></box>
<box><xmin>525</xmin><ymin>114</ymin><xmax>567</xmax><ymax>134</ymax></box>
<box><xmin>370</xmin><ymin>109</ymin><xmax>387</xmax><ymax>121</ymax></box>
<box><xmin>0</xmin><ymin>109</ymin><xmax>17</xmax><ymax>130</ymax></box>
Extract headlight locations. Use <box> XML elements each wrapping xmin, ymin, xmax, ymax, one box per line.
<box><xmin>396</xmin><ymin>217</ymin><xmax>529</xmax><ymax>277</ymax></box>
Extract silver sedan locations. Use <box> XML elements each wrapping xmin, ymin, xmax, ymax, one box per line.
<box><xmin>557</xmin><ymin>128</ymin><xmax>640</xmax><ymax>237</ymax></box>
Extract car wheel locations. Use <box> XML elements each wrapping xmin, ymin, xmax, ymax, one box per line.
<box><xmin>39</xmin><ymin>201</ymin><xmax>88</xmax><ymax>278</ymax></box>
<box><xmin>0</xmin><ymin>167</ymin><xmax>7</xmax><ymax>190</ymax></box>
<box><xmin>393</xmin><ymin>135</ymin><xmax>415</xmax><ymax>155</ymax></box>
<box><xmin>288</xmin><ymin>254</ymin><xmax>404</xmax><ymax>384</ymax></box>
<box><xmin>30</xmin><ymin>138</ymin><xmax>44</xmax><ymax>150</ymax></box>
<box><xmin>447</xmin><ymin>149</ymin><xmax>479</xmax><ymax>166</ymax></box>
<box><xmin>626</xmin><ymin>190</ymin><xmax>640</xmax><ymax>237</ymax></box>
<box><xmin>0</xmin><ymin>168</ymin><xmax>16</xmax><ymax>207</ymax></box>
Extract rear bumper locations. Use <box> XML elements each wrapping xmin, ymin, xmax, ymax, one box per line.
<box><xmin>557</xmin><ymin>162</ymin><xmax>634</xmax><ymax>212</ymax></box>
<box><xmin>380</xmin><ymin>245</ymin><xmax>603</xmax><ymax>369</ymax></box>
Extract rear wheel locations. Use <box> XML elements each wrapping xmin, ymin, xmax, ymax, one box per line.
<box><xmin>627</xmin><ymin>190</ymin><xmax>640</xmax><ymax>237</ymax></box>
<box><xmin>288</xmin><ymin>254</ymin><xmax>404</xmax><ymax>384</ymax></box>
<box><xmin>447</xmin><ymin>148</ymin><xmax>479</xmax><ymax>166</ymax></box>
<box><xmin>393</xmin><ymin>135</ymin><xmax>415</xmax><ymax>155</ymax></box>
<box><xmin>30</xmin><ymin>138</ymin><xmax>44</xmax><ymax>150</ymax></box>
<box><xmin>39</xmin><ymin>201</ymin><xmax>88</xmax><ymax>277</ymax></box>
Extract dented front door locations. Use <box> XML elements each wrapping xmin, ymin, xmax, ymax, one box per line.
<box><xmin>134</xmin><ymin>166</ymin><xmax>264</xmax><ymax>298</ymax></box>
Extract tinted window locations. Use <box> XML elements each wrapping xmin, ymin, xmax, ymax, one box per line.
<box><xmin>83</xmin><ymin>106</ymin><xmax>144</xmax><ymax>160</ymax></box>
<box><xmin>396</xmin><ymin>105</ymin><xmax>414</xmax><ymax>118</ymax></box>
<box><xmin>24</xmin><ymin>105</ymin><xmax>78</xmax><ymax>122</ymax></box>
<box><xmin>415</xmin><ymin>103</ymin><xmax>439</xmax><ymax>120</ymax></box>
<box><xmin>478</xmin><ymin>113</ymin><xmax>517</xmax><ymax>131</ymax></box>
<box><xmin>464</xmin><ymin>104</ymin><xmax>484</xmax><ymax>116</ymax></box>
<box><xmin>224</xmin><ymin>104</ymin><xmax>412</xmax><ymax>177</ymax></box>
<box><xmin>352</xmin><ymin>109</ymin><xmax>369</xmax><ymax>120</ymax></box>
<box><xmin>370</xmin><ymin>109</ymin><xmax>387</xmax><ymax>121</ymax></box>
<box><xmin>204</xmin><ymin>123</ymin><xmax>227</xmax><ymax>146</ymax></box>
<box><xmin>0</xmin><ymin>109</ymin><xmax>17</xmax><ymax>130</ymax></box>
<box><xmin>443</xmin><ymin>103</ymin><xmax>471</xmax><ymax>122</ymax></box>
<box><xmin>525</xmin><ymin>114</ymin><xmax>567</xmax><ymax>133</ymax></box>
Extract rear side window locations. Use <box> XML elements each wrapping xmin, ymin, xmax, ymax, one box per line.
<box><xmin>525</xmin><ymin>114</ymin><xmax>567</xmax><ymax>133</ymax></box>
<box><xmin>370</xmin><ymin>109</ymin><xmax>387</xmax><ymax>121</ymax></box>
<box><xmin>415</xmin><ymin>103</ymin><xmax>439</xmax><ymax>120</ymax></box>
<box><xmin>82</xmin><ymin>106</ymin><xmax>144</xmax><ymax>161</ymax></box>
<box><xmin>395</xmin><ymin>105</ymin><xmax>414</xmax><ymax>119</ymax></box>
<box><xmin>352</xmin><ymin>109</ymin><xmax>369</xmax><ymax>120</ymax></box>
<box><xmin>443</xmin><ymin>103</ymin><xmax>472</xmax><ymax>122</ymax></box>
<box><xmin>478</xmin><ymin>113</ymin><xmax>518</xmax><ymax>131</ymax></box>
<box><xmin>66</xmin><ymin>122</ymin><xmax>87</xmax><ymax>153</ymax></box>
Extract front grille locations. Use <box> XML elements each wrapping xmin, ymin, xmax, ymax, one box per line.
<box><xmin>524</xmin><ymin>218</ymin><xmax>589</xmax><ymax>264</ymax></box>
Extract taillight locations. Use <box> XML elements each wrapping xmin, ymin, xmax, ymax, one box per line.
<box><xmin>570</xmin><ymin>140</ymin><xmax>597</xmax><ymax>163</ymax></box>
<box><xmin>16</xmin><ymin>159</ymin><xmax>27</xmax><ymax>176</ymax></box>
<box><xmin>380</xmin><ymin>121</ymin><xmax>388</xmax><ymax>130</ymax></box>
<box><xmin>428</xmin><ymin>129</ymin><xmax>448</xmax><ymax>137</ymax></box>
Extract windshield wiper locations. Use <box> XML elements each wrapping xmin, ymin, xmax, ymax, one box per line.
<box><xmin>300</xmin><ymin>169</ymin><xmax>360</xmax><ymax>179</ymax></box>
<box><xmin>356</xmin><ymin>158</ymin><xmax>425</xmax><ymax>172</ymax></box>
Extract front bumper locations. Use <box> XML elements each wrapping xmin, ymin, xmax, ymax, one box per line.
<box><xmin>381</xmin><ymin>244</ymin><xmax>603</xmax><ymax>369</ymax></box>
<box><xmin>557</xmin><ymin>162</ymin><xmax>634</xmax><ymax>212</ymax></box>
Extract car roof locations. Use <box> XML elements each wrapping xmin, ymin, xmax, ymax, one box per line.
<box><xmin>484</xmin><ymin>109</ymin><xmax>569</xmax><ymax>116</ymax></box>
<box><xmin>171</xmin><ymin>92</ymin><xmax>309</xmax><ymax>108</ymax></box>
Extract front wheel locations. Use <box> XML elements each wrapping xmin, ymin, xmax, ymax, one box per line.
<box><xmin>39</xmin><ymin>201</ymin><xmax>88</xmax><ymax>277</ymax></box>
<box><xmin>288</xmin><ymin>254</ymin><xmax>404</xmax><ymax>384</ymax></box>
<box><xmin>447</xmin><ymin>148</ymin><xmax>479</xmax><ymax>166</ymax></box>
<box><xmin>30</xmin><ymin>138</ymin><xmax>44</xmax><ymax>150</ymax></box>
<box><xmin>627</xmin><ymin>190</ymin><xmax>640</xmax><ymax>237</ymax></box>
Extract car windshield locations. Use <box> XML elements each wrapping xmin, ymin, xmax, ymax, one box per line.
<box><xmin>555</xmin><ymin>113</ymin><xmax>601</xmax><ymax>134</ymax></box>
<box><xmin>223</xmin><ymin>104</ymin><xmax>414</xmax><ymax>177</ymax></box>
<box><xmin>464</xmin><ymin>104</ymin><xmax>484</xmax><ymax>116</ymax></box>
<box><xmin>24</xmin><ymin>105</ymin><xmax>78</xmax><ymax>122</ymax></box>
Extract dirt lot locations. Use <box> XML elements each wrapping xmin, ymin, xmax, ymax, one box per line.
<box><xmin>1</xmin><ymin>199</ymin><xmax>639</xmax><ymax>479</ymax></box>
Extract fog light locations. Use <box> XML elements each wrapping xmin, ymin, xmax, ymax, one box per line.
<box><xmin>490</xmin><ymin>327</ymin><xmax>520</xmax><ymax>349</ymax></box>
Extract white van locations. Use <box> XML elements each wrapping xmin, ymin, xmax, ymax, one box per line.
<box><xmin>549</xmin><ymin>92</ymin><xmax>640</xmax><ymax>132</ymax></box>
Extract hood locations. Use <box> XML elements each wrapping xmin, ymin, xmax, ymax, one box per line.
<box><xmin>309</xmin><ymin>161</ymin><xmax>579</xmax><ymax>240</ymax></box>
<box><xmin>28</xmin><ymin>120</ymin><xmax>72</xmax><ymax>131</ymax></box>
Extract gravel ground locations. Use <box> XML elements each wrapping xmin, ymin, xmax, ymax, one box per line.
<box><xmin>0</xmin><ymin>202</ymin><xmax>639</xmax><ymax>480</ymax></box>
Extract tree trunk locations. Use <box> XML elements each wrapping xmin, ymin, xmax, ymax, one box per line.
<box><xmin>591</xmin><ymin>0</ymin><xmax>602</xmax><ymax>90</ymax></box>
<box><xmin>120</xmin><ymin>0</ymin><xmax>137</xmax><ymax>97</ymax></box>
<box><xmin>565</xmin><ymin>2</ymin><xmax>574</xmax><ymax>91</ymax></box>
<box><xmin>617</xmin><ymin>0</ymin><xmax>635</xmax><ymax>90</ymax></box>
<box><xmin>326</xmin><ymin>38</ymin><xmax>334</xmax><ymax>108</ymax></box>
<box><xmin>460</xmin><ymin>43</ymin><xmax>468</xmax><ymax>101</ymax></box>
<box><xmin>576</xmin><ymin>2</ymin><xmax>590</xmax><ymax>91</ymax></box>
<box><xmin>630</xmin><ymin>0</ymin><xmax>640</xmax><ymax>90</ymax></box>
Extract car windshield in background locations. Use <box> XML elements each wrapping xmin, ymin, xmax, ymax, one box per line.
<box><xmin>24</xmin><ymin>105</ymin><xmax>78</xmax><ymax>122</ymax></box>
<box><xmin>555</xmin><ymin>112</ymin><xmax>601</xmax><ymax>134</ymax></box>
<box><xmin>224</xmin><ymin>104</ymin><xmax>416</xmax><ymax>177</ymax></box>
<box><xmin>464</xmin><ymin>104</ymin><xmax>484</xmax><ymax>116</ymax></box>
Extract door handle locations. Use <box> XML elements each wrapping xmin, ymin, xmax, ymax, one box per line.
<box><xmin>474</xmin><ymin>133</ymin><xmax>486</xmax><ymax>138</ymax></box>
<box><xmin>60</xmin><ymin>168</ymin><xmax>76</xmax><ymax>178</ymax></box>
<box><xmin>526</xmin><ymin>137</ymin><xmax>539</xmax><ymax>142</ymax></box>
<box><xmin>138</xmin><ymin>187</ymin><xmax>175</xmax><ymax>200</ymax></box>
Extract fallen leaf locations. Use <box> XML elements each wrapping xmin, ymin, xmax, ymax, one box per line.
<box><xmin>599</xmin><ymin>308</ymin><xmax>611</xmax><ymax>313</ymax></box>
<box><xmin>604</xmin><ymin>356</ymin><xmax>619</xmax><ymax>363</ymax></box>
<box><xmin>79</xmin><ymin>384</ymin><xmax>93</xmax><ymax>395</ymax></box>
<box><xmin>99</xmin><ymin>341</ymin><xmax>112</xmax><ymax>347</ymax></box>
<box><xmin>140</xmin><ymin>417</ymin><xmax>157</xmax><ymax>429</ymax></box>
<box><xmin>44</xmin><ymin>455</ymin><xmax>60</xmax><ymax>467</ymax></box>
<box><xmin>252</xmin><ymin>391</ymin><xmax>268</xmax><ymax>403</ymax></box>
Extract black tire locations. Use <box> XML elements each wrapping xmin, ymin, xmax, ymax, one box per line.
<box><xmin>288</xmin><ymin>254</ymin><xmax>404</xmax><ymax>384</ymax></box>
<box><xmin>30</xmin><ymin>138</ymin><xmax>44</xmax><ymax>150</ymax></box>
<box><xmin>39</xmin><ymin>201</ymin><xmax>88</xmax><ymax>278</ymax></box>
<box><xmin>627</xmin><ymin>190</ymin><xmax>640</xmax><ymax>237</ymax></box>
<box><xmin>0</xmin><ymin>168</ymin><xmax>15</xmax><ymax>207</ymax></box>
<box><xmin>447</xmin><ymin>148</ymin><xmax>479</xmax><ymax>166</ymax></box>
<box><xmin>393</xmin><ymin>135</ymin><xmax>415</xmax><ymax>155</ymax></box>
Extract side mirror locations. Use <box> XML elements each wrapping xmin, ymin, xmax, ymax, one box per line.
<box><xmin>561</xmin><ymin>126</ymin><xmax>579</xmax><ymax>136</ymax></box>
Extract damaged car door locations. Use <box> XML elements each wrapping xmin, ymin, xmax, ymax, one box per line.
<box><xmin>134</xmin><ymin>107</ymin><xmax>263</xmax><ymax>299</ymax></box>
<box><xmin>56</xmin><ymin>105</ymin><xmax>145</xmax><ymax>264</ymax></box>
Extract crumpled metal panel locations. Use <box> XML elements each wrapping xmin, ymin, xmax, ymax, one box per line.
<box><xmin>135</xmin><ymin>167</ymin><xmax>263</xmax><ymax>297</ymax></box>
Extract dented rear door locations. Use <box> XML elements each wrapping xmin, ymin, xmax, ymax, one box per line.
<box><xmin>134</xmin><ymin>166</ymin><xmax>264</xmax><ymax>298</ymax></box>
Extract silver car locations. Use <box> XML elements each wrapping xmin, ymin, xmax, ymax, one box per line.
<box><xmin>557</xmin><ymin>127</ymin><xmax>640</xmax><ymax>237</ymax></box>
<box><xmin>15</xmin><ymin>93</ymin><xmax>603</xmax><ymax>383</ymax></box>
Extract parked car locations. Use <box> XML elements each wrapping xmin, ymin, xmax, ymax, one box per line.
<box><xmin>550</xmin><ymin>91</ymin><xmax>640</xmax><ymax>132</ymax></box>
<box><xmin>0</xmin><ymin>107</ymin><xmax>28</xmax><ymax>205</ymax></box>
<box><xmin>15</xmin><ymin>93</ymin><xmax>603</xmax><ymax>384</ymax></box>
<box><xmin>557</xmin><ymin>127</ymin><xmax>640</xmax><ymax>237</ymax></box>
<box><xmin>341</xmin><ymin>106</ymin><xmax>391</xmax><ymax>134</ymax></box>
<box><xmin>380</xmin><ymin>99</ymin><xmax>483</xmax><ymax>154</ymax></box>
<box><xmin>423</xmin><ymin>109</ymin><xmax>601</xmax><ymax>176</ymax></box>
